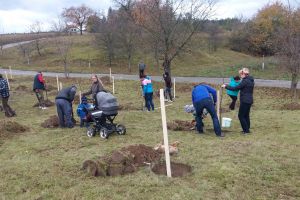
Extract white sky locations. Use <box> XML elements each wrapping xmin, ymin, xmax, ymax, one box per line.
<box><xmin>0</xmin><ymin>0</ymin><xmax>298</xmax><ymax>33</ymax></box>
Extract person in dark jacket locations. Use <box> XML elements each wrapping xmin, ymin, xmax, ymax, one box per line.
<box><xmin>222</xmin><ymin>68</ymin><xmax>254</xmax><ymax>134</ymax></box>
<box><xmin>0</xmin><ymin>74</ymin><xmax>16</xmax><ymax>117</ymax></box>
<box><xmin>163</xmin><ymin>72</ymin><xmax>173</xmax><ymax>102</ymax></box>
<box><xmin>138</xmin><ymin>61</ymin><xmax>146</xmax><ymax>78</ymax></box>
<box><xmin>192</xmin><ymin>83</ymin><xmax>222</xmax><ymax>137</ymax></box>
<box><xmin>82</xmin><ymin>74</ymin><xmax>104</xmax><ymax>101</ymax></box>
<box><xmin>55</xmin><ymin>85</ymin><xmax>77</xmax><ymax>128</ymax></box>
<box><xmin>33</xmin><ymin>71</ymin><xmax>47</xmax><ymax>109</ymax></box>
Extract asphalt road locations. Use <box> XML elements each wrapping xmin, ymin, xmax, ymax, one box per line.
<box><xmin>0</xmin><ymin>68</ymin><xmax>296</xmax><ymax>88</ymax></box>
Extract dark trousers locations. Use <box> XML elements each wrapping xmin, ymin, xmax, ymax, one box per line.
<box><xmin>194</xmin><ymin>98</ymin><xmax>221</xmax><ymax>136</ymax></box>
<box><xmin>1</xmin><ymin>97</ymin><xmax>16</xmax><ymax>117</ymax></box>
<box><xmin>55</xmin><ymin>99</ymin><xmax>73</xmax><ymax>128</ymax></box>
<box><xmin>35</xmin><ymin>89</ymin><xmax>45</xmax><ymax>107</ymax></box>
<box><xmin>144</xmin><ymin>92</ymin><xmax>154</xmax><ymax>111</ymax></box>
<box><xmin>139</xmin><ymin>69</ymin><xmax>144</xmax><ymax>78</ymax></box>
<box><xmin>164</xmin><ymin>87</ymin><xmax>172</xmax><ymax>101</ymax></box>
<box><xmin>238</xmin><ymin>102</ymin><xmax>252</xmax><ymax>133</ymax></box>
<box><xmin>228</xmin><ymin>95</ymin><xmax>237</xmax><ymax>110</ymax></box>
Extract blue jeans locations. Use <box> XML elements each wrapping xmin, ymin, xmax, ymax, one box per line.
<box><xmin>144</xmin><ymin>92</ymin><xmax>154</xmax><ymax>111</ymax></box>
<box><xmin>55</xmin><ymin>99</ymin><xmax>74</xmax><ymax>128</ymax></box>
<box><xmin>194</xmin><ymin>98</ymin><xmax>221</xmax><ymax>136</ymax></box>
<box><xmin>238</xmin><ymin>102</ymin><xmax>252</xmax><ymax>133</ymax></box>
<box><xmin>164</xmin><ymin>87</ymin><xmax>172</xmax><ymax>100</ymax></box>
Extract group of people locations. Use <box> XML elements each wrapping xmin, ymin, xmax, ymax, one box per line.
<box><xmin>191</xmin><ymin>67</ymin><xmax>254</xmax><ymax>137</ymax></box>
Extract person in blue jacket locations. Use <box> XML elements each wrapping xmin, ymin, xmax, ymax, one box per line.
<box><xmin>192</xmin><ymin>83</ymin><xmax>222</xmax><ymax>137</ymax></box>
<box><xmin>77</xmin><ymin>96</ymin><xmax>90</xmax><ymax>127</ymax></box>
<box><xmin>142</xmin><ymin>75</ymin><xmax>154</xmax><ymax>111</ymax></box>
<box><xmin>226</xmin><ymin>75</ymin><xmax>241</xmax><ymax>110</ymax></box>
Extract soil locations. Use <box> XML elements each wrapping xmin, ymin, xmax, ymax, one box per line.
<box><xmin>167</xmin><ymin>120</ymin><xmax>195</xmax><ymax>131</ymax></box>
<box><xmin>33</xmin><ymin>99</ymin><xmax>55</xmax><ymax>108</ymax></box>
<box><xmin>82</xmin><ymin>144</ymin><xmax>162</xmax><ymax>177</ymax></box>
<box><xmin>45</xmin><ymin>85</ymin><xmax>56</xmax><ymax>91</ymax></box>
<box><xmin>15</xmin><ymin>85</ymin><xmax>30</xmax><ymax>91</ymax></box>
<box><xmin>100</xmin><ymin>76</ymin><xmax>111</xmax><ymax>85</ymax></box>
<box><xmin>119</xmin><ymin>103</ymin><xmax>141</xmax><ymax>111</ymax></box>
<box><xmin>177</xmin><ymin>84</ymin><xmax>193</xmax><ymax>93</ymax></box>
<box><xmin>41</xmin><ymin>115</ymin><xmax>60</xmax><ymax>128</ymax></box>
<box><xmin>0</xmin><ymin>120</ymin><xmax>29</xmax><ymax>141</ymax></box>
<box><xmin>151</xmin><ymin>161</ymin><xmax>192</xmax><ymax>177</ymax></box>
<box><xmin>281</xmin><ymin>102</ymin><xmax>300</xmax><ymax>110</ymax></box>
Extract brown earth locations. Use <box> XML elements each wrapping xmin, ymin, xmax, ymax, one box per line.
<box><xmin>15</xmin><ymin>85</ymin><xmax>30</xmax><ymax>91</ymax></box>
<box><xmin>0</xmin><ymin>120</ymin><xmax>29</xmax><ymax>142</ymax></box>
<box><xmin>33</xmin><ymin>99</ymin><xmax>55</xmax><ymax>108</ymax></box>
<box><xmin>167</xmin><ymin>120</ymin><xmax>195</xmax><ymax>131</ymax></box>
<box><xmin>41</xmin><ymin>115</ymin><xmax>59</xmax><ymax>128</ymax></box>
<box><xmin>281</xmin><ymin>102</ymin><xmax>300</xmax><ymax>110</ymax></box>
<box><xmin>100</xmin><ymin>76</ymin><xmax>111</xmax><ymax>85</ymax></box>
<box><xmin>82</xmin><ymin>144</ymin><xmax>162</xmax><ymax>177</ymax></box>
<box><xmin>119</xmin><ymin>102</ymin><xmax>141</xmax><ymax>111</ymax></box>
<box><xmin>151</xmin><ymin>161</ymin><xmax>192</xmax><ymax>177</ymax></box>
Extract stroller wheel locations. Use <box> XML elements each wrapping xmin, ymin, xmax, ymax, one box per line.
<box><xmin>116</xmin><ymin>124</ymin><xmax>126</xmax><ymax>135</ymax></box>
<box><xmin>87</xmin><ymin>127</ymin><xmax>95</xmax><ymax>138</ymax></box>
<box><xmin>99</xmin><ymin>128</ymin><xmax>109</xmax><ymax>139</ymax></box>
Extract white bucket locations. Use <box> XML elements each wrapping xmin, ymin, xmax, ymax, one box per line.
<box><xmin>222</xmin><ymin>117</ymin><xmax>232</xmax><ymax>128</ymax></box>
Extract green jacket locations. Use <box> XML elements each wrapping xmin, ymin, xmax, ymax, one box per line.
<box><xmin>226</xmin><ymin>77</ymin><xmax>240</xmax><ymax>96</ymax></box>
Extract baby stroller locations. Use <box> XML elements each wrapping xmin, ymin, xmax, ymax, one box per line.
<box><xmin>86</xmin><ymin>91</ymin><xmax>126</xmax><ymax>139</ymax></box>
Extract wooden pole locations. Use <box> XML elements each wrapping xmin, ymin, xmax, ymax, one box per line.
<box><xmin>262</xmin><ymin>55</ymin><xmax>265</xmax><ymax>70</ymax></box>
<box><xmin>79</xmin><ymin>91</ymin><xmax>82</xmax><ymax>104</ymax></box>
<box><xmin>112</xmin><ymin>76</ymin><xmax>115</xmax><ymax>94</ymax></box>
<box><xmin>56</xmin><ymin>75</ymin><xmax>59</xmax><ymax>91</ymax></box>
<box><xmin>9</xmin><ymin>66</ymin><xmax>13</xmax><ymax>79</ymax></box>
<box><xmin>109</xmin><ymin>68</ymin><xmax>112</xmax><ymax>82</ymax></box>
<box><xmin>59</xmin><ymin>82</ymin><xmax>63</xmax><ymax>91</ymax></box>
<box><xmin>217</xmin><ymin>90</ymin><xmax>220</xmax><ymax>122</ymax></box>
<box><xmin>5</xmin><ymin>71</ymin><xmax>10</xmax><ymax>90</ymax></box>
<box><xmin>173</xmin><ymin>78</ymin><xmax>176</xmax><ymax>99</ymax></box>
<box><xmin>159</xmin><ymin>89</ymin><xmax>172</xmax><ymax>178</ymax></box>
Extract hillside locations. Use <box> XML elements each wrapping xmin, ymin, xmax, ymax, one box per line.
<box><xmin>0</xmin><ymin>34</ymin><xmax>287</xmax><ymax>80</ymax></box>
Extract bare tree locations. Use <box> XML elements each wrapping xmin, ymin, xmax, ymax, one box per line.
<box><xmin>62</xmin><ymin>5</ymin><xmax>95</xmax><ymax>35</ymax></box>
<box><xmin>18</xmin><ymin>43</ymin><xmax>34</xmax><ymax>65</ymax></box>
<box><xmin>29</xmin><ymin>21</ymin><xmax>44</xmax><ymax>56</ymax></box>
<box><xmin>115</xmin><ymin>0</ymin><xmax>217</xmax><ymax>76</ymax></box>
<box><xmin>55</xmin><ymin>37</ymin><xmax>73</xmax><ymax>77</ymax></box>
<box><xmin>51</xmin><ymin>16</ymin><xmax>68</xmax><ymax>35</ymax></box>
<box><xmin>204</xmin><ymin>22</ymin><xmax>223</xmax><ymax>52</ymax></box>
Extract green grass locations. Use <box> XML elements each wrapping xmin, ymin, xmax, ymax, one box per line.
<box><xmin>0</xmin><ymin>76</ymin><xmax>299</xmax><ymax>199</ymax></box>
<box><xmin>0</xmin><ymin>34</ymin><xmax>289</xmax><ymax>80</ymax></box>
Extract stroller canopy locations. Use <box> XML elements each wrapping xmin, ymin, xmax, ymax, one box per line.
<box><xmin>96</xmin><ymin>91</ymin><xmax>119</xmax><ymax>115</ymax></box>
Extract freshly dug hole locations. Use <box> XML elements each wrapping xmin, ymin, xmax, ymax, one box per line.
<box><xmin>281</xmin><ymin>102</ymin><xmax>300</xmax><ymax>110</ymax></box>
<box><xmin>151</xmin><ymin>161</ymin><xmax>192</xmax><ymax>177</ymax></box>
<box><xmin>0</xmin><ymin>120</ymin><xmax>29</xmax><ymax>138</ymax></box>
<box><xmin>33</xmin><ymin>99</ymin><xmax>55</xmax><ymax>107</ymax></box>
<box><xmin>41</xmin><ymin>115</ymin><xmax>59</xmax><ymax>128</ymax></box>
<box><xmin>167</xmin><ymin>120</ymin><xmax>195</xmax><ymax>131</ymax></box>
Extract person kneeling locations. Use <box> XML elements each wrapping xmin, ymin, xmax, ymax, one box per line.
<box><xmin>77</xmin><ymin>96</ymin><xmax>92</xmax><ymax>127</ymax></box>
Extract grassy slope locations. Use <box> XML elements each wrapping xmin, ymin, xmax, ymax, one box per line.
<box><xmin>0</xmin><ymin>76</ymin><xmax>299</xmax><ymax>199</ymax></box>
<box><xmin>0</xmin><ymin>35</ymin><xmax>287</xmax><ymax>80</ymax></box>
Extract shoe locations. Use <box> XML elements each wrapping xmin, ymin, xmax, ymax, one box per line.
<box><xmin>168</xmin><ymin>100</ymin><xmax>173</xmax><ymax>102</ymax></box>
<box><xmin>241</xmin><ymin>131</ymin><xmax>250</xmax><ymax>135</ymax></box>
<box><xmin>217</xmin><ymin>135</ymin><xmax>225</xmax><ymax>138</ymax></box>
<box><xmin>39</xmin><ymin>106</ymin><xmax>42</xmax><ymax>109</ymax></box>
<box><xmin>42</xmin><ymin>107</ymin><xmax>48</xmax><ymax>110</ymax></box>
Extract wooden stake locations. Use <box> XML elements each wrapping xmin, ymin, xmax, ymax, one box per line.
<box><xmin>5</xmin><ymin>71</ymin><xmax>10</xmax><ymax>90</ymax></box>
<box><xmin>159</xmin><ymin>89</ymin><xmax>172</xmax><ymax>178</ymax></box>
<box><xmin>59</xmin><ymin>82</ymin><xmax>63</xmax><ymax>91</ymax></box>
<box><xmin>109</xmin><ymin>68</ymin><xmax>112</xmax><ymax>82</ymax></box>
<box><xmin>79</xmin><ymin>91</ymin><xmax>82</xmax><ymax>104</ymax></box>
<box><xmin>112</xmin><ymin>76</ymin><xmax>115</xmax><ymax>94</ymax></box>
<box><xmin>9</xmin><ymin>66</ymin><xmax>13</xmax><ymax>79</ymax></box>
<box><xmin>56</xmin><ymin>75</ymin><xmax>59</xmax><ymax>91</ymax></box>
<box><xmin>217</xmin><ymin>90</ymin><xmax>220</xmax><ymax>122</ymax></box>
<box><xmin>173</xmin><ymin>78</ymin><xmax>176</xmax><ymax>99</ymax></box>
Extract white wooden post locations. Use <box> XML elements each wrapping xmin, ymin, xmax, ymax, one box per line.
<box><xmin>59</xmin><ymin>82</ymin><xmax>63</xmax><ymax>91</ymax></box>
<box><xmin>88</xmin><ymin>61</ymin><xmax>91</xmax><ymax>68</ymax></box>
<box><xmin>56</xmin><ymin>75</ymin><xmax>59</xmax><ymax>91</ymax></box>
<box><xmin>159</xmin><ymin>89</ymin><xmax>172</xmax><ymax>177</ymax></box>
<box><xmin>79</xmin><ymin>91</ymin><xmax>82</xmax><ymax>104</ymax></box>
<box><xmin>173</xmin><ymin>78</ymin><xmax>176</xmax><ymax>99</ymax></box>
<box><xmin>262</xmin><ymin>55</ymin><xmax>265</xmax><ymax>70</ymax></box>
<box><xmin>5</xmin><ymin>71</ymin><xmax>10</xmax><ymax>90</ymax></box>
<box><xmin>217</xmin><ymin>90</ymin><xmax>220</xmax><ymax>122</ymax></box>
<box><xmin>112</xmin><ymin>76</ymin><xmax>115</xmax><ymax>94</ymax></box>
<box><xmin>109</xmin><ymin>68</ymin><xmax>112</xmax><ymax>82</ymax></box>
<box><xmin>9</xmin><ymin>66</ymin><xmax>13</xmax><ymax>79</ymax></box>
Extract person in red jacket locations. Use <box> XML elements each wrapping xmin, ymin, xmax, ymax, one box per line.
<box><xmin>33</xmin><ymin>71</ymin><xmax>47</xmax><ymax>109</ymax></box>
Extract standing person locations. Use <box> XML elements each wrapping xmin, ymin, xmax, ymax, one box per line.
<box><xmin>55</xmin><ymin>85</ymin><xmax>77</xmax><ymax>128</ymax></box>
<box><xmin>0</xmin><ymin>74</ymin><xmax>16</xmax><ymax>117</ymax></box>
<box><xmin>33</xmin><ymin>71</ymin><xmax>47</xmax><ymax>109</ymax></box>
<box><xmin>226</xmin><ymin>75</ymin><xmax>241</xmax><ymax>110</ymax></box>
<box><xmin>82</xmin><ymin>74</ymin><xmax>104</xmax><ymax>107</ymax></box>
<box><xmin>163</xmin><ymin>72</ymin><xmax>173</xmax><ymax>102</ymax></box>
<box><xmin>138</xmin><ymin>61</ymin><xmax>146</xmax><ymax>78</ymax></box>
<box><xmin>142</xmin><ymin>75</ymin><xmax>154</xmax><ymax>111</ymax></box>
<box><xmin>222</xmin><ymin>68</ymin><xmax>254</xmax><ymax>134</ymax></box>
<box><xmin>192</xmin><ymin>83</ymin><xmax>222</xmax><ymax>137</ymax></box>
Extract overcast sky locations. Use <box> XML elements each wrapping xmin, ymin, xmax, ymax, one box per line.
<box><xmin>0</xmin><ymin>0</ymin><xmax>297</xmax><ymax>33</ymax></box>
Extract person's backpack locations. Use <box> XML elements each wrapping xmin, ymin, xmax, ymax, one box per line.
<box><xmin>96</xmin><ymin>91</ymin><xmax>118</xmax><ymax>115</ymax></box>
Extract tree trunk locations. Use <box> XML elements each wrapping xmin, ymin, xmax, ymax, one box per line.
<box><xmin>36</xmin><ymin>40</ymin><xmax>42</xmax><ymax>56</ymax></box>
<box><xmin>80</xmin><ymin>24</ymin><xmax>83</xmax><ymax>35</ymax></box>
<box><xmin>291</xmin><ymin>73</ymin><xmax>298</xmax><ymax>100</ymax></box>
<box><xmin>128</xmin><ymin>54</ymin><xmax>132</xmax><ymax>73</ymax></box>
<box><xmin>163</xmin><ymin>59</ymin><xmax>171</xmax><ymax>77</ymax></box>
<box><xmin>64</xmin><ymin>61</ymin><xmax>69</xmax><ymax>78</ymax></box>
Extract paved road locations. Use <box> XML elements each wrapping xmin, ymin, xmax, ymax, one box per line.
<box><xmin>0</xmin><ymin>68</ymin><xmax>296</xmax><ymax>89</ymax></box>
<box><xmin>2</xmin><ymin>40</ymin><xmax>34</xmax><ymax>49</ymax></box>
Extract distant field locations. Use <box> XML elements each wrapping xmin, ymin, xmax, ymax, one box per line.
<box><xmin>0</xmin><ymin>76</ymin><xmax>299</xmax><ymax>199</ymax></box>
<box><xmin>0</xmin><ymin>34</ymin><xmax>289</xmax><ymax>80</ymax></box>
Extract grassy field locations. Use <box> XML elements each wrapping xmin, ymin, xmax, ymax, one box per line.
<box><xmin>0</xmin><ymin>75</ymin><xmax>299</xmax><ymax>200</ymax></box>
<box><xmin>0</xmin><ymin>35</ymin><xmax>288</xmax><ymax>80</ymax></box>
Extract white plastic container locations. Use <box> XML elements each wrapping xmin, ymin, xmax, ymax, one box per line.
<box><xmin>222</xmin><ymin>117</ymin><xmax>232</xmax><ymax>128</ymax></box>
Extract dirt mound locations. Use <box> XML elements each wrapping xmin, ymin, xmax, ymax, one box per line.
<box><xmin>82</xmin><ymin>144</ymin><xmax>162</xmax><ymax>177</ymax></box>
<box><xmin>167</xmin><ymin>120</ymin><xmax>195</xmax><ymax>131</ymax></box>
<box><xmin>33</xmin><ymin>99</ymin><xmax>55</xmax><ymax>107</ymax></box>
<box><xmin>151</xmin><ymin>161</ymin><xmax>192</xmax><ymax>177</ymax></box>
<box><xmin>100</xmin><ymin>76</ymin><xmax>111</xmax><ymax>85</ymax></box>
<box><xmin>46</xmin><ymin>85</ymin><xmax>56</xmax><ymax>91</ymax></box>
<box><xmin>15</xmin><ymin>85</ymin><xmax>29</xmax><ymax>91</ymax></box>
<box><xmin>0</xmin><ymin>120</ymin><xmax>29</xmax><ymax>139</ymax></box>
<box><xmin>177</xmin><ymin>85</ymin><xmax>192</xmax><ymax>93</ymax></box>
<box><xmin>73</xmin><ymin>95</ymin><xmax>80</xmax><ymax>104</ymax></box>
<box><xmin>281</xmin><ymin>102</ymin><xmax>300</xmax><ymax>110</ymax></box>
<box><xmin>41</xmin><ymin>115</ymin><xmax>59</xmax><ymax>128</ymax></box>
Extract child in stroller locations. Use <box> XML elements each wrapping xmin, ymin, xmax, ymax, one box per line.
<box><xmin>86</xmin><ymin>91</ymin><xmax>126</xmax><ymax>139</ymax></box>
<box><xmin>76</xmin><ymin>96</ymin><xmax>94</xmax><ymax>127</ymax></box>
